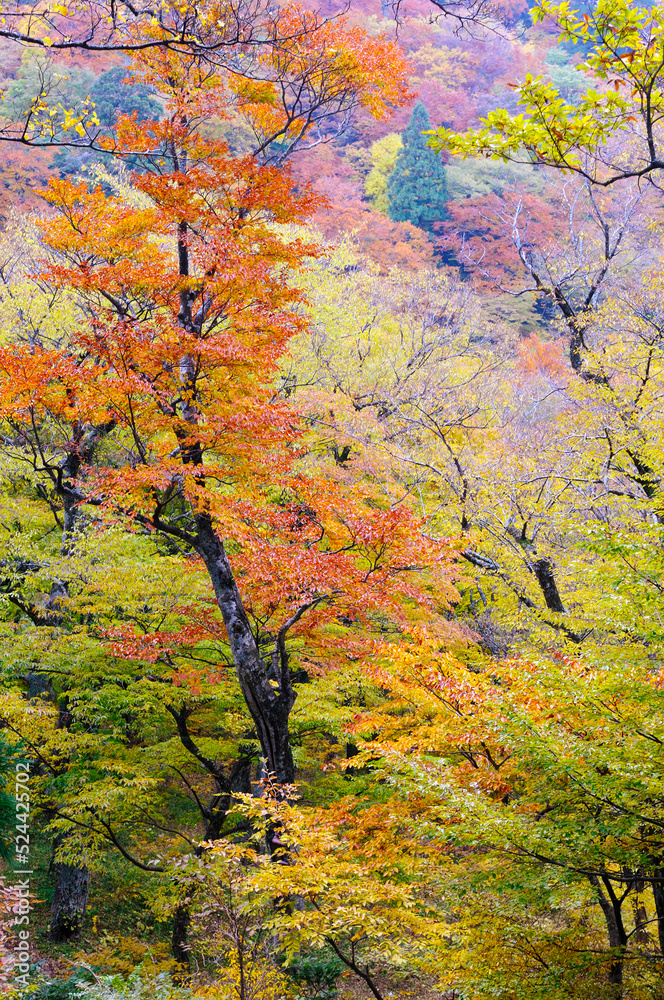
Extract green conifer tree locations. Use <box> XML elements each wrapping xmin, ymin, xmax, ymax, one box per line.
<box><xmin>387</xmin><ymin>102</ymin><xmax>448</xmax><ymax>232</ymax></box>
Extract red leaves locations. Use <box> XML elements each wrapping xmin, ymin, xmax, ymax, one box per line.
<box><xmin>105</xmin><ymin>628</ymin><xmax>180</xmax><ymax>664</ymax></box>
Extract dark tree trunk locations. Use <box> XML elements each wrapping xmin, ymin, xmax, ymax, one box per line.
<box><xmin>231</xmin><ymin>755</ymin><xmax>253</xmax><ymax>794</ymax></box>
<box><xmin>172</xmin><ymin>904</ymin><xmax>190</xmax><ymax>971</ymax></box>
<box><xmin>50</xmin><ymin>666</ymin><xmax>90</xmax><ymax>942</ymax></box>
<box><xmin>49</xmin><ymin>859</ymin><xmax>89</xmax><ymax>941</ymax></box>
<box><xmin>172</xmin><ymin>212</ymin><xmax>296</xmax><ymax>787</ymax></box>
<box><xmin>194</xmin><ymin>513</ymin><xmax>296</xmax><ymax>785</ymax></box>
<box><xmin>166</xmin><ymin>706</ymin><xmax>258</xmax><ymax>964</ymax></box>
<box><xmin>40</xmin><ymin>427</ymin><xmax>110</xmax><ymax>945</ymax></box>
<box><xmin>24</xmin><ymin>671</ymin><xmax>55</xmax><ymax>701</ymax></box>
<box><xmin>653</xmin><ymin>870</ymin><xmax>664</xmax><ymax>957</ymax></box>
<box><xmin>26</xmin><ymin>671</ymin><xmax>91</xmax><ymax>945</ymax></box>
<box><xmin>589</xmin><ymin>875</ymin><xmax>627</xmax><ymax>997</ymax></box>
<box><xmin>533</xmin><ymin>557</ymin><xmax>566</xmax><ymax>613</ymax></box>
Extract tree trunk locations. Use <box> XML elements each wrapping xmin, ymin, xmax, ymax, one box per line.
<box><xmin>653</xmin><ymin>869</ymin><xmax>664</xmax><ymax>957</ymax></box>
<box><xmin>173</xmin><ymin>208</ymin><xmax>296</xmax><ymax>783</ymax></box>
<box><xmin>172</xmin><ymin>904</ymin><xmax>190</xmax><ymax>971</ymax></box>
<box><xmin>24</xmin><ymin>671</ymin><xmax>55</xmax><ymax>701</ymax></box>
<box><xmin>195</xmin><ymin>513</ymin><xmax>296</xmax><ymax>785</ymax></box>
<box><xmin>46</xmin><ymin>428</ymin><xmax>116</xmax><ymax>939</ymax></box>
<box><xmin>26</xmin><ymin>671</ymin><xmax>91</xmax><ymax>945</ymax></box>
<box><xmin>589</xmin><ymin>875</ymin><xmax>627</xmax><ymax>997</ymax></box>
<box><xmin>533</xmin><ymin>557</ymin><xmax>566</xmax><ymax>613</ymax></box>
<box><xmin>49</xmin><ymin>859</ymin><xmax>89</xmax><ymax>941</ymax></box>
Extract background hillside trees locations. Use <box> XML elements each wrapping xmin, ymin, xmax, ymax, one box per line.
<box><xmin>431</xmin><ymin>0</ymin><xmax>664</xmax><ymax>188</ymax></box>
<box><xmin>387</xmin><ymin>102</ymin><xmax>448</xmax><ymax>232</ymax></box>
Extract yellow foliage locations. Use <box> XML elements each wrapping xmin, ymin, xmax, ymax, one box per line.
<box><xmin>195</xmin><ymin>955</ymin><xmax>293</xmax><ymax>1000</ymax></box>
<box><xmin>364</xmin><ymin>133</ymin><xmax>402</xmax><ymax>215</ymax></box>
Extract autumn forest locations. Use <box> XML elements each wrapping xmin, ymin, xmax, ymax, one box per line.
<box><xmin>0</xmin><ymin>0</ymin><xmax>662</xmax><ymax>998</ymax></box>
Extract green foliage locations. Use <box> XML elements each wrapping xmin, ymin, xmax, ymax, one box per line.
<box><xmin>544</xmin><ymin>46</ymin><xmax>588</xmax><ymax>103</ymax></box>
<box><xmin>78</xmin><ymin>972</ymin><xmax>191</xmax><ymax>1000</ymax></box>
<box><xmin>18</xmin><ymin>969</ymin><xmax>97</xmax><ymax>999</ymax></box>
<box><xmin>387</xmin><ymin>102</ymin><xmax>448</xmax><ymax>232</ymax></box>
<box><xmin>445</xmin><ymin>154</ymin><xmax>545</xmax><ymax>201</ymax></box>
<box><xmin>22</xmin><ymin>969</ymin><xmax>193</xmax><ymax>1000</ymax></box>
<box><xmin>0</xmin><ymin>734</ymin><xmax>16</xmax><ymax>861</ymax></box>
<box><xmin>88</xmin><ymin>67</ymin><xmax>161</xmax><ymax>128</ymax></box>
<box><xmin>1</xmin><ymin>52</ymin><xmax>95</xmax><ymax>126</ymax></box>
<box><xmin>286</xmin><ymin>952</ymin><xmax>344</xmax><ymax>999</ymax></box>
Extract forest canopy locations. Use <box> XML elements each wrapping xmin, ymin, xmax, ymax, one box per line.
<box><xmin>0</xmin><ymin>1</ymin><xmax>662</xmax><ymax>999</ymax></box>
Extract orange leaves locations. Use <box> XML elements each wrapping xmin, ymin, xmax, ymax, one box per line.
<box><xmin>41</xmin><ymin>179</ymin><xmax>158</xmax><ymax>256</ymax></box>
<box><xmin>38</xmin><ymin>180</ymin><xmax>165</xmax><ymax>315</ymax></box>
<box><xmin>39</xmin><ymin>163</ymin><xmax>317</xmax><ymax>337</ymax></box>
<box><xmin>108</xmin><ymin>0</ymin><xmax>413</xmax><ymax>168</ymax></box>
<box><xmin>517</xmin><ymin>333</ymin><xmax>566</xmax><ymax>377</ymax></box>
<box><xmin>0</xmin><ymin>344</ymin><xmax>75</xmax><ymax>419</ymax></box>
<box><xmin>226</xmin><ymin>6</ymin><xmax>413</xmax><ymax>143</ymax></box>
<box><xmin>135</xmin><ymin>152</ymin><xmax>320</xmax><ymax>227</ymax></box>
<box><xmin>323</xmin><ymin>24</ymin><xmax>414</xmax><ymax>119</ymax></box>
<box><xmin>0</xmin><ymin>21</ymin><xmax>461</xmax><ymax>792</ymax></box>
<box><xmin>28</xmin><ymin>162</ymin><xmax>314</xmax><ymax>493</ymax></box>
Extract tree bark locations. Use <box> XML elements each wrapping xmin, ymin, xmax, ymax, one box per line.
<box><xmin>45</xmin><ymin>426</ymin><xmax>115</xmax><ymax>936</ymax></box>
<box><xmin>170</xmin><ymin>202</ymin><xmax>297</xmax><ymax>790</ymax></box>
<box><xmin>589</xmin><ymin>875</ymin><xmax>627</xmax><ymax>997</ymax></box>
<box><xmin>194</xmin><ymin>513</ymin><xmax>296</xmax><ymax>785</ymax></box>
<box><xmin>49</xmin><ymin>859</ymin><xmax>89</xmax><ymax>941</ymax></box>
<box><xmin>533</xmin><ymin>557</ymin><xmax>566</xmax><ymax>613</ymax></box>
<box><xmin>172</xmin><ymin>904</ymin><xmax>190</xmax><ymax>971</ymax></box>
<box><xmin>25</xmin><ymin>670</ymin><xmax>91</xmax><ymax>944</ymax></box>
<box><xmin>652</xmin><ymin>869</ymin><xmax>664</xmax><ymax>957</ymax></box>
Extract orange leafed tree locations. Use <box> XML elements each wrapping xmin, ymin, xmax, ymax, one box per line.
<box><xmin>0</xmin><ymin>24</ymin><xmax>449</xmax><ymax>809</ymax></box>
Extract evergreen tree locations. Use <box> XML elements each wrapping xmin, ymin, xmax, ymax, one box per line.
<box><xmin>387</xmin><ymin>102</ymin><xmax>448</xmax><ymax>232</ymax></box>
